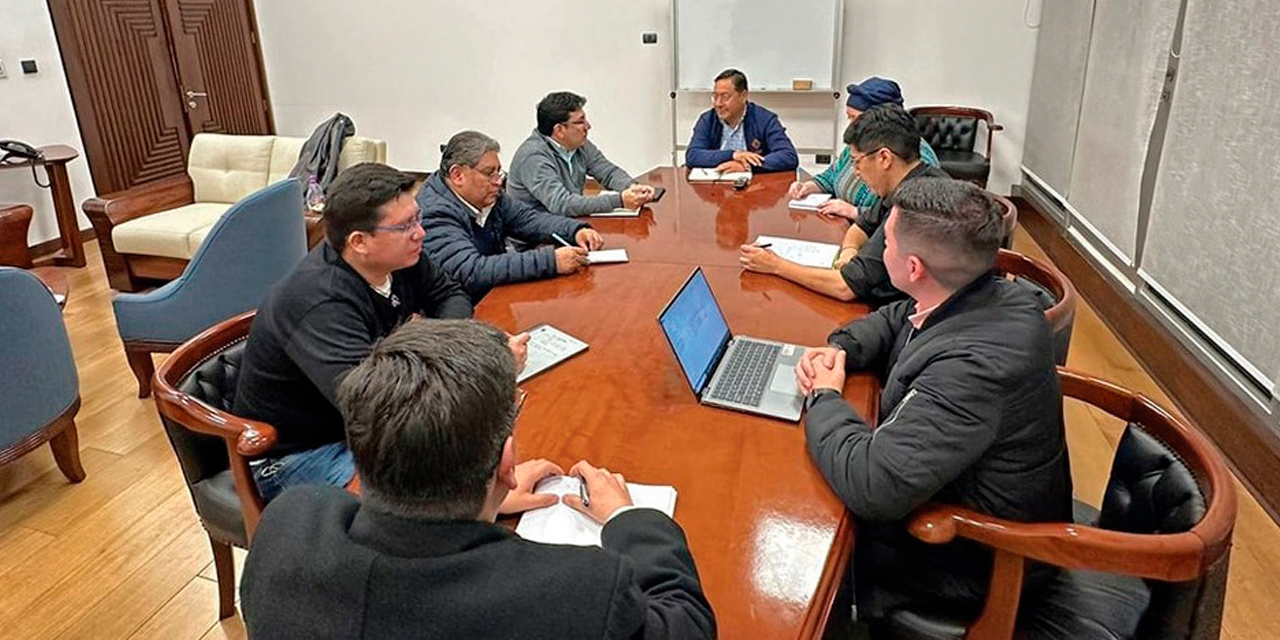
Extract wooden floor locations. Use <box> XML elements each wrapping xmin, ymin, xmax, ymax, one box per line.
<box><xmin>2</xmin><ymin>233</ymin><xmax>1279</xmax><ymax>640</ymax></box>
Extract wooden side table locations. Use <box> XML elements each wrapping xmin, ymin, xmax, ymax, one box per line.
<box><xmin>0</xmin><ymin>145</ymin><xmax>85</xmax><ymax>267</ymax></box>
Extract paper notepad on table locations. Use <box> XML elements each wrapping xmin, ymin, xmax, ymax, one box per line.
<box><xmin>515</xmin><ymin>475</ymin><xmax>678</xmax><ymax>547</ymax></box>
<box><xmin>518</xmin><ymin>324</ymin><xmax>589</xmax><ymax>383</ymax></box>
<box><xmin>587</xmin><ymin>248</ymin><xmax>629</xmax><ymax>264</ymax></box>
<box><xmin>788</xmin><ymin>193</ymin><xmax>832</xmax><ymax>210</ymax></box>
<box><xmin>687</xmin><ymin>168</ymin><xmax>752</xmax><ymax>183</ymax></box>
<box><xmin>589</xmin><ymin>191</ymin><xmax>640</xmax><ymax>217</ymax></box>
<box><xmin>754</xmin><ymin>235</ymin><xmax>841</xmax><ymax>269</ymax></box>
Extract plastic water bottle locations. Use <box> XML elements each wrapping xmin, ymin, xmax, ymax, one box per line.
<box><xmin>306</xmin><ymin>175</ymin><xmax>325</xmax><ymax>213</ymax></box>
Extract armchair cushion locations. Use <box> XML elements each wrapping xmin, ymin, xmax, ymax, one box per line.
<box><xmin>189</xmin><ymin>135</ymin><xmax>276</xmax><ymax>204</ymax></box>
<box><xmin>192</xmin><ymin>470</ymin><xmax>248</xmax><ymax>546</ymax></box>
<box><xmin>112</xmin><ymin>202</ymin><xmax>232</xmax><ymax>259</ymax></box>
<box><xmin>0</xmin><ymin>268</ymin><xmax>78</xmax><ymax>450</ymax></box>
<box><xmin>933</xmin><ymin>150</ymin><xmax>990</xmax><ymax>183</ymax></box>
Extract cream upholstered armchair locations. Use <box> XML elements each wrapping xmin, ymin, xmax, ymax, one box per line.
<box><xmin>84</xmin><ymin>133</ymin><xmax>386</xmax><ymax>291</ymax></box>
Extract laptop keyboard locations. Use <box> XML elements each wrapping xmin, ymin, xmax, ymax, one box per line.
<box><xmin>708</xmin><ymin>340</ymin><xmax>782</xmax><ymax>406</ymax></box>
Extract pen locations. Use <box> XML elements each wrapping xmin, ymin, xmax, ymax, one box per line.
<box><xmin>578</xmin><ymin>477</ymin><xmax>590</xmax><ymax>508</ymax></box>
<box><xmin>551</xmin><ymin>233</ymin><xmax>573</xmax><ymax>248</ymax></box>
<box><xmin>754</xmin><ymin>242</ymin><xmax>773</xmax><ymax>249</ymax></box>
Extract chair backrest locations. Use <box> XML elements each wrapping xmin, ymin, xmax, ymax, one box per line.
<box><xmin>267</xmin><ymin>136</ymin><xmax>387</xmax><ymax>185</ymax></box>
<box><xmin>0</xmin><ymin>204</ymin><xmax>35</xmax><ymax>268</ymax></box>
<box><xmin>154</xmin><ymin>311</ymin><xmax>272</xmax><ymax>543</ymax></box>
<box><xmin>1061</xmin><ymin>370</ymin><xmax>1237</xmax><ymax>640</ymax></box>
<box><xmin>0</xmin><ymin>267</ymin><xmax>78</xmax><ymax>453</ymax></box>
<box><xmin>992</xmin><ymin>193</ymin><xmax>1018</xmax><ymax>249</ymax></box>
<box><xmin>113</xmin><ymin>178</ymin><xmax>306</xmax><ymax>345</ymax></box>
<box><xmin>909</xmin><ymin>105</ymin><xmax>998</xmax><ymax>157</ymax></box>
<box><xmin>188</xmin><ymin>133</ymin><xmax>388</xmax><ymax>204</ymax></box>
<box><xmin>995</xmin><ymin>249</ymin><xmax>1077</xmax><ymax>365</ymax></box>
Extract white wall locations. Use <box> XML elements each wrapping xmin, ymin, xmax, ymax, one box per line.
<box><xmin>255</xmin><ymin>0</ymin><xmax>1040</xmax><ymax>195</ymax></box>
<box><xmin>0</xmin><ymin>0</ymin><xmax>96</xmax><ymax>246</ymax></box>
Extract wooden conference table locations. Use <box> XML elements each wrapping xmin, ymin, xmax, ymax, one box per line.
<box><xmin>476</xmin><ymin>167</ymin><xmax>879</xmax><ymax>639</ymax></box>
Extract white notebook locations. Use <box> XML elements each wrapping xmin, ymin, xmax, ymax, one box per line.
<box><xmin>688</xmin><ymin>168</ymin><xmax>752</xmax><ymax>183</ymax></box>
<box><xmin>517</xmin><ymin>324</ymin><xmax>589</xmax><ymax>383</ymax></box>
<box><xmin>515</xmin><ymin>475</ymin><xmax>678</xmax><ymax>547</ymax></box>
<box><xmin>788</xmin><ymin>193</ymin><xmax>832</xmax><ymax>211</ymax></box>
<box><xmin>753</xmin><ymin>235</ymin><xmax>841</xmax><ymax>269</ymax></box>
<box><xmin>587</xmin><ymin>248</ymin><xmax>629</xmax><ymax>264</ymax></box>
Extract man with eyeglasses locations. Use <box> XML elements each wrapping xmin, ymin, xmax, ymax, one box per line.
<box><xmin>235</xmin><ymin>163</ymin><xmax>545</xmax><ymax>508</ymax></box>
<box><xmin>507</xmin><ymin>91</ymin><xmax>656</xmax><ymax>216</ymax></box>
<box><xmin>242</xmin><ymin>320</ymin><xmax>716</xmax><ymax>640</ymax></box>
<box><xmin>420</xmin><ymin>130</ymin><xmax>606</xmax><ymax>302</ymax></box>
<box><xmin>685</xmin><ymin>68</ymin><xmax>798</xmax><ymax>173</ymax></box>
<box><xmin>739</xmin><ymin>105</ymin><xmax>949</xmax><ymax>306</ymax></box>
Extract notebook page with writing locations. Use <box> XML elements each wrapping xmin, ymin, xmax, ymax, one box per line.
<box><xmin>515</xmin><ymin>475</ymin><xmax>678</xmax><ymax>547</ymax></box>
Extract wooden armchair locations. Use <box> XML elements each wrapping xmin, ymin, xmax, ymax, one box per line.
<box><xmin>910</xmin><ymin>106</ymin><xmax>1003</xmax><ymax>187</ymax></box>
<box><xmin>994</xmin><ymin>249</ymin><xmax>1077</xmax><ymax>365</ymax></box>
<box><xmin>886</xmin><ymin>368</ymin><xmax>1237</xmax><ymax>640</ymax></box>
<box><xmin>152</xmin><ymin>311</ymin><xmax>277</xmax><ymax>619</ymax></box>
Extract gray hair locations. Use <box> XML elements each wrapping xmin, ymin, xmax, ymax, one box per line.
<box><xmin>440</xmin><ymin>130</ymin><xmax>501</xmax><ymax>174</ymax></box>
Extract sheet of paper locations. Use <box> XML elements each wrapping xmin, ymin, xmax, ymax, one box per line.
<box><xmin>788</xmin><ymin>193</ymin><xmax>832</xmax><ymax>210</ymax></box>
<box><xmin>687</xmin><ymin>167</ymin><xmax>720</xmax><ymax>182</ymax></box>
<box><xmin>753</xmin><ymin>235</ymin><xmax>841</xmax><ymax>269</ymax></box>
<box><xmin>518</xmin><ymin>324</ymin><xmax>589</xmax><ymax>383</ymax></box>
<box><xmin>515</xmin><ymin>475</ymin><xmax>678</xmax><ymax>547</ymax></box>
<box><xmin>589</xmin><ymin>191</ymin><xmax>640</xmax><ymax>217</ymax></box>
<box><xmin>587</xmin><ymin>248</ymin><xmax>629</xmax><ymax>264</ymax></box>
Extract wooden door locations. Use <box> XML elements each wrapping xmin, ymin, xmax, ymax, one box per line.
<box><xmin>160</xmin><ymin>0</ymin><xmax>273</xmax><ymax>135</ymax></box>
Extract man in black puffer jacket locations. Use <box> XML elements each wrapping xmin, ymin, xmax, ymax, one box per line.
<box><xmin>795</xmin><ymin>177</ymin><xmax>1073</xmax><ymax>626</ymax></box>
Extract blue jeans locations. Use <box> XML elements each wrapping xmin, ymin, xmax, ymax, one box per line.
<box><xmin>251</xmin><ymin>441</ymin><xmax>356</xmax><ymax>502</ymax></box>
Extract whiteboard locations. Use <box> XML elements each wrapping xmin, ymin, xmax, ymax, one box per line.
<box><xmin>674</xmin><ymin>0</ymin><xmax>841</xmax><ymax>91</ymax></box>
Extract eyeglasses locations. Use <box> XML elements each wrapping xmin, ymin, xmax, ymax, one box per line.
<box><xmin>852</xmin><ymin>147</ymin><xmax>887</xmax><ymax>167</ymax></box>
<box><xmin>374</xmin><ymin>208</ymin><xmax>424</xmax><ymax>234</ymax></box>
<box><xmin>712</xmin><ymin>92</ymin><xmax>739</xmax><ymax>105</ymax></box>
<box><xmin>474</xmin><ymin>166</ymin><xmax>506</xmax><ymax>184</ymax></box>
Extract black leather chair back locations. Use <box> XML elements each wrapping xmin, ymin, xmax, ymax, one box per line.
<box><xmin>916</xmin><ymin>115</ymin><xmax>980</xmax><ymax>153</ymax></box>
<box><xmin>158</xmin><ymin>339</ymin><xmax>249</xmax><ymax>547</ymax></box>
<box><xmin>1008</xmin><ymin>275</ymin><xmax>1072</xmax><ymax>366</ymax></box>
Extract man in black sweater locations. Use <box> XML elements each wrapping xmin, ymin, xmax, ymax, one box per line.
<box><xmin>235</xmin><ymin>164</ymin><xmax>550</xmax><ymax>513</ymax></box>
<box><xmin>795</xmin><ymin>178</ymin><xmax>1073</xmax><ymax>626</ymax></box>
<box><xmin>241</xmin><ymin>320</ymin><xmax>716</xmax><ymax>640</ymax></box>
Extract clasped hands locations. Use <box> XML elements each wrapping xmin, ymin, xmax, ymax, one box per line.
<box><xmin>499</xmin><ymin>458</ymin><xmax>634</xmax><ymax>524</ymax></box>
<box><xmin>794</xmin><ymin>346</ymin><xmax>847</xmax><ymax>395</ymax></box>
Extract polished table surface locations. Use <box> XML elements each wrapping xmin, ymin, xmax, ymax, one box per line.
<box><xmin>476</xmin><ymin>167</ymin><xmax>877</xmax><ymax>639</ymax></box>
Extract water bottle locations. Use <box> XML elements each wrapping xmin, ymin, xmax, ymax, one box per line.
<box><xmin>306</xmin><ymin>175</ymin><xmax>326</xmax><ymax>213</ymax></box>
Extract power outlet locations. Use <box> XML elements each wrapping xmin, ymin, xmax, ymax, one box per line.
<box><xmin>642</xmin><ymin>32</ymin><xmax>658</xmax><ymax>45</ymax></box>
<box><xmin>20</xmin><ymin>58</ymin><xmax>37</xmax><ymax>75</ymax></box>
<box><xmin>0</xmin><ymin>59</ymin><xmax>7</xmax><ymax>79</ymax></box>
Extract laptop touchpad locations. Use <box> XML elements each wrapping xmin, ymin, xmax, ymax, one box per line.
<box><xmin>770</xmin><ymin>364</ymin><xmax>799</xmax><ymax>394</ymax></box>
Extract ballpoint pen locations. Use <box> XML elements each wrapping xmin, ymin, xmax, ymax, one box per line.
<box><xmin>551</xmin><ymin>233</ymin><xmax>573</xmax><ymax>248</ymax></box>
<box><xmin>578</xmin><ymin>476</ymin><xmax>590</xmax><ymax>508</ymax></box>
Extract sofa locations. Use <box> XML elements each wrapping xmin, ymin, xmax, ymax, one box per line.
<box><xmin>83</xmin><ymin>133</ymin><xmax>386</xmax><ymax>291</ymax></box>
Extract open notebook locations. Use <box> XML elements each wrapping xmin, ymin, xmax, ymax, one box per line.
<box><xmin>687</xmin><ymin>168</ymin><xmax>752</xmax><ymax>183</ymax></box>
<box><xmin>515</xmin><ymin>476</ymin><xmax>678</xmax><ymax>547</ymax></box>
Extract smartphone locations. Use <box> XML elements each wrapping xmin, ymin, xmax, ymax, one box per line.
<box><xmin>650</xmin><ymin>186</ymin><xmax>667</xmax><ymax>203</ymax></box>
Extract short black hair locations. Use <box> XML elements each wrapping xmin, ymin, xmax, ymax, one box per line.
<box><xmin>536</xmin><ymin>91</ymin><xmax>587</xmax><ymax>136</ymax></box>
<box><xmin>338</xmin><ymin>320</ymin><xmax>518</xmax><ymax>519</ymax></box>
<box><xmin>844</xmin><ymin>104</ymin><xmax>920</xmax><ymax>161</ymax></box>
<box><xmin>715</xmin><ymin>68</ymin><xmax>748</xmax><ymax>92</ymax></box>
<box><xmin>323</xmin><ymin>163</ymin><xmax>416</xmax><ymax>252</ymax></box>
<box><xmin>891</xmin><ymin>177</ymin><xmax>1004</xmax><ymax>289</ymax></box>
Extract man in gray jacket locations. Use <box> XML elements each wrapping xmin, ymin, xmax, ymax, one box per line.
<box><xmin>506</xmin><ymin>91</ymin><xmax>655</xmax><ymax>216</ymax></box>
<box><xmin>795</xmin><ymin>178</ymin><xmax>1072</xmax><ymax>628</ymax></box>
<box><xmin>420</xmin><ymin>130</ymin><xmax>604</xmax><ymax>302</ymax></box>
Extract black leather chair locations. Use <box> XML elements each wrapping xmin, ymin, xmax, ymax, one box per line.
<box><xmin>994</xmin><ymin>249</ymin><xmax>1076</xmax><ymax>366</ymax></box>
<box><xmin>152</xmin><ymin>311</ymin><xmax>277</xmax><ymax>619</ymax></box>
<box><xmin>879</xmin><ymin>368</ymin><xmax>1237</xmax><ymax>640</ymax></box>
<box><xmin>911</xmin><ymin>106</ymin><xmax>1002</xmax><ymax>187</ymax></box>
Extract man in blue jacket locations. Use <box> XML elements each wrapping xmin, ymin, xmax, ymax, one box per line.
<box><xmin>419</xmin><ymin>130</ymin><xmax>605</xmax><ymax>302</ymax></box>
<box><xmin>686</xmin><ymin>68</ymin><xmax>798</xmax><ymax>173</ymax></box>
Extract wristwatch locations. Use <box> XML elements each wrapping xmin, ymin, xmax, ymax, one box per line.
<box><xmin>805</xmin><ymin>388</ymin><xmax>842</xmax><ymax>411</ymax></box>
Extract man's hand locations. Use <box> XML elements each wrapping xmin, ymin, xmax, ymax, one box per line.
<box><xmin>816</xmin><ymin>199</ymin><xmax>859</xmax><ymax>221</ymax></box>
<box><xmin>497</xmin><ymin>459</ymin><xmax>565</xmax><ymax>514</ymax></box>
<box><xmin>739</xmin><ymin>244</ymin><xmax>784</xmax><ymax>274</ymax></box>
<box><xmin>561</xmin><ymin>460</ymin><xmax>634</xmax><ymax>524</ymax></box>
<box><xmin>715</xmin><ymin>159</ymin><xmax>750</xmax><ymax>173</ymax></box>
<box><xmin>732</xmin><ymin>150</ymin><xmax>765</xmax><ymax>167</ymax></box>
<box><xmin>789</xmin><ymin>180</ymin><xmax>820</xmax><ymax>199</ymax></box>
<box><xmin>555</xmin><ymin>246</ymin><xmax>589</xmax><ymax>274</ymax></box>
<box><xmin>507</xmin><ymin>332</ymin><xmax>530</xmax><ymax>374</ymax></box>
<box><xmin>795</xmin><ymin>346</ymin><xmax>844</xmax><ymax>395</ymax></box>
<box><xmin>575</xmin><ymin>227</ymin><xmax>604</xmax><ymax>250</ymax></box>
<box><xmin>621</xmin><ymin>184</ymin><xmax>654</xmax><ymax>210</ymax></box>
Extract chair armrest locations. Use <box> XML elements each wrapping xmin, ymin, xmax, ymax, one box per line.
<box><xmin>153</xmin><ymin>386</ymin><xmax>278</xmax><ymax>452</ymax></box>
<box><xmin>906</xmin><ymin>502</ymin><xmax>1211</xmax><ymax>581</ymax></box>
<box><xmin>989</xmin><ymin>123</ymin><xmax>1004</xmax><ymax>132</ymax></box>
<box><xmin>82</xmin><ymin>175</ymin><xmax>195</xmax><ymax>228</ymax></box>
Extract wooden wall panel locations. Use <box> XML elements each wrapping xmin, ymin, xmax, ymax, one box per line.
<box><xmin>165</xmin><ymin>0</ymin><xmax>273</xmax><ymax>135</ymax></box>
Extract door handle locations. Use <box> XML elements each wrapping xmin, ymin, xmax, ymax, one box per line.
<box><xmin>186</xmin><ymin>90</ymin><xmax>208</xmax><ymax>99</ymax></box>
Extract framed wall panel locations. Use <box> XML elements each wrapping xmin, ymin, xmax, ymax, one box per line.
<box><xmin>1021</xmin><ymin>0</ymin><xmax>1095</xmax><ymax>198</ymax></box>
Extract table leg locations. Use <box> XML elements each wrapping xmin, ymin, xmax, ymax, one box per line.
<box><xmin>45</xmin><ymin>161</ymin><xmax>86</xmax><ymax>267</ymax></box>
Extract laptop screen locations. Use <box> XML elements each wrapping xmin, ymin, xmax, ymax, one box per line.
<box><xmin>658</xmin><ymin>268</ymin><xmax>733</xmax><ymax>394</ymax></box>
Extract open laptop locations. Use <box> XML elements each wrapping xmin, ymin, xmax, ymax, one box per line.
<box><xmin>657</xmin><ymin>267</ymin><xmax>805</xmax><ymax>422</ymax></box>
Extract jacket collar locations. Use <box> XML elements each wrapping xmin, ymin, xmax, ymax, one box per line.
<box><xmin>349</xmin><ymin>503</ymin><xmax>516</xmax><ymax>558</ymax></box>
<box><xmin>914</xmin><ymin>274</ymin><xmax>1002</xmax><ymax>334</ymax></box>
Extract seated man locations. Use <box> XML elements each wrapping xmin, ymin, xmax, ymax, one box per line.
<box><xmin>420</xmin><ymin>130</ymin><xmax>605</xmax><ymax>302</ymax></box>
<box><xmin>739</xmin><ymin>104</ymin><xmax>948</xmax><ymax>306</ymax></box>
<box><xmin>233</xmin><ymin>163</ymin><xmax>528</xmax><ymax>502</ymax></box>
<box><xmin>788</xmin><ymin>76</ymin><xmax>940</xmax><ymax>220</ymax></box>
<box><xmin>241</xmin><ymin>319</ymin><xmax>717</xmax><ymax>640</ymax></box>
<box><xmin>686</xmin><ymin>68</ymin><xmax>798</xmax><ymax>173</ymax></box>
<box><xmin>507</xmin><ymin>91</ymin><xmax>656</xmax><ymax>216</ymax></box>
<box><xmin>794</xmin><ymin>178</ymin><xmax>1072</xmax><ymax>626</ymax></box>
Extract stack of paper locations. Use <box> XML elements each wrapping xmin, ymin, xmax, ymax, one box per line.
<box><xmin>587</xmin><ymin>248</ymin><xmax>629</xmax><ymax>264</ymax></box>
<box><xmin>788</xmin><ymin>193</ymin><xmax>833</xmax><ymax>211</ymax></box>
<box><xmin>515</xmin><ymin>475</ymin><xmax>678</xmax><ymax>547</ymax></box>
<box><xmin>753</xmin><ymin>235</ymin><xmax>841</xmax><ymax>269</ymax></box>
<box><xmin>687</xmin><ymin>168</ymin><xmax>752</xmax><ymax>183</ymax></box>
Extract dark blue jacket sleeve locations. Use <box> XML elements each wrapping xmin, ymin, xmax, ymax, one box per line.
<box><xmin>684</xmin><ymin>110</ymin><xmax>733</xmax><ymax>168</ymax></box>
<box><xmin>755</xmin><ymin>109</ymin><xmax>798</xmax><ymax>172</ymax></box>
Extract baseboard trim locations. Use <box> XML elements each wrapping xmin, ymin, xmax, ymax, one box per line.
<box><xmin>1014</xmin><ymin>195</ymin><xmax>1280</xmax><ymax>524</ymax></box>
<box><xmin>30</xmin><ymin>228</ymin><xmax>96</xmax><ymax>262</ymax></box>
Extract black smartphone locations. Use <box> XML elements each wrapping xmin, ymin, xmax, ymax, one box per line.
<box><xmin>650</xmin><ymin>186</ymin><xmax>667</xmax><ymax>203</ymax></box>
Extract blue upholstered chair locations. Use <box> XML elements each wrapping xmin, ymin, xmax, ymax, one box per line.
<box><xmin>115</xmin><ymin>179</ymin><xmax>305</xmax><ymax>398</ymax></box>
<box><xmin>0</xmin><ymin>267</ymin><xmax>86</xmax><ymax>482</ymax></box>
